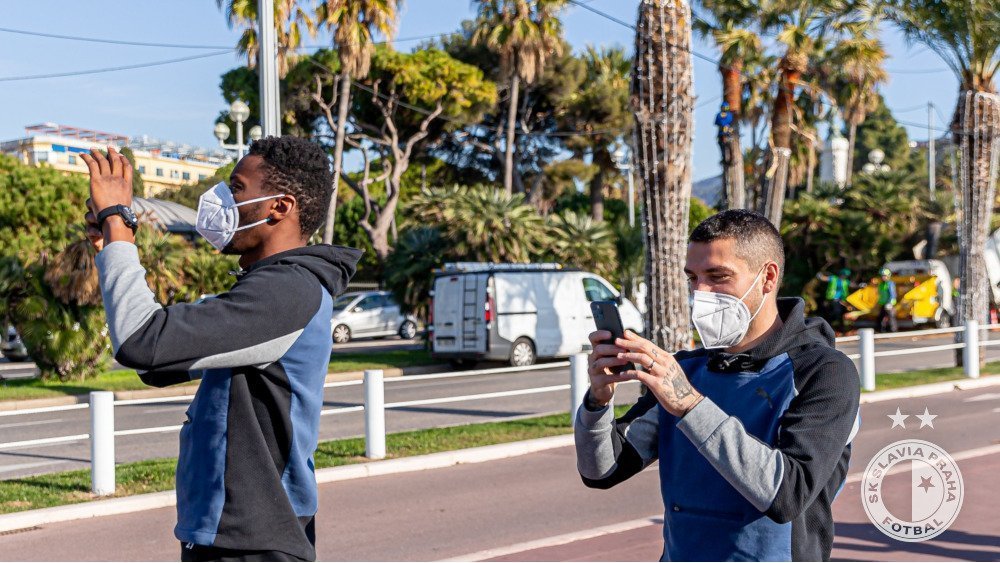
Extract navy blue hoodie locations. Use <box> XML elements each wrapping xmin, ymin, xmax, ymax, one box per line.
<box><xmin>96</xmin><ymin>242</ymin><xmax>362</xmax><ymax>561</ymax></box>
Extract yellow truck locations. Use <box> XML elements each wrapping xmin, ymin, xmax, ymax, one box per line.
<box><xmin>845</xmin><ymin>260</ymin><xmax>954</xmax><ymax>330</ymax></box>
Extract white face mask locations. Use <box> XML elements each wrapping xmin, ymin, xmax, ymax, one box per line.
<box><xmin>196</xmin><ymin>182</ymin><xmax>285</xmax><ymax>251</ymax></box>
<box><xmin>690</xmin><ymin>266</ymin><xmax>767</xmax><ymax>349</ymax></box>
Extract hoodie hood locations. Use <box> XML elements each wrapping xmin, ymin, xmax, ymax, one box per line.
<box><xmin>706</xmin><ymin>297</ymin><xmax>835</xmax><ymax>372</ymax></box>
<box><xmin>238</xmin><ymin>244</ymin><xmax>363</xmax><ymax>297</ymax></box>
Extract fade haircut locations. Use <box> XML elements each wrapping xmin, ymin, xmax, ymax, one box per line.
<box><xmin>248</xmin><ymin>136</ymin><xmax>332</xmax><ymax>237</ymax></box>
<box><xmin>689</xmin><ymin>209</ymin><xmax>785</xmax><ymax>285</ymax></box>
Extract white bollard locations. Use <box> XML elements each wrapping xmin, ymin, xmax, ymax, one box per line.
<box><xmin>859</xmin><ymin>328</ymin><xmax>876</xmax><ymax>392</ymax></box>
<box><xmin>90</xmin><ymin>391</ymin><xmax>115</xmax><ymax>496</ymax></box>
<box><xmin>364</xmin><ymin>369</ymin><xmax>386</xmax><ymax>460</ymax></box>
<box><xmin>570</xmin><ymin>353</ymin><xmax>589</xmax><ymax>426</ymax></box>
<box><xmin>964</xmin><ymin>320</ymin><xmax>980</xmax><ymax>379</ymax></box>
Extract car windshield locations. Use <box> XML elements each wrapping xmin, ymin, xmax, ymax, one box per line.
<box><xmin>331</xmin><ymin>294</ymin><xmax>359</xmax><ymax>311</ymax></box>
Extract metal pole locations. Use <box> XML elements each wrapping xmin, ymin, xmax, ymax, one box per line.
<box><xmin>236</xmin><ymin>121</ymin><xmax>245</xmax><ymax>160</ymax></box>
<box><xmin>928</xmin><ymin>102</ymin><xmax>935</xmax><ymax>198</ymax></box>
<box><xmin>964</xmin><ymin>320</ymin><xmax>980</xmax><ymax>379</ymax></box>
<box><xmin>90</xmin><ymin>391</ymin><xmax>115</xmax><ymax>496</ymax></box>
<box><xmin>257</xmin><ymin>0</ymin><xmax>281</xmax><ymax>136</ymax></box>
<box><xmin>570</xmin><ymin>353</ymin><xmax>589</xmax><ymax>426</ymax></box>
<box><xmin>364</xmin><ymin>369</ymin><xmax>386</xmax><ymax>459</ymax></box>
<box><xmin>627</xmin><ymin>165</ymin><xmax>635</xmax><ymax>228</ymax></box>
<box><xmin>859</xmin><ymin>328</ymin><xmax>876</xmax><ymax>392</ymax></box>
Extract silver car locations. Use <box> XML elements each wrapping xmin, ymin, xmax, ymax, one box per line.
<box><xmin>331</xmin><ymin>291</ymin><xmax>418</xmax><ymax>344</ymax></box>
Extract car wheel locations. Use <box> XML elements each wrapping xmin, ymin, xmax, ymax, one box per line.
<box><xmin>332</xmin><ymin>324</ymin><xmax>351</xmax><ymax>344</ymax></box>
<box><xmin>510</xmin><ymin>338</ymin><xmax>535</xmax><ymax>367</ymax></box>
<box><xmin>399</xmin><ymin>320</ymin><xmax>417</xmax><ymax>340</ymax></box>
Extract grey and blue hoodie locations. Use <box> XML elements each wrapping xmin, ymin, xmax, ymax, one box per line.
<box><xmin>95</xmin><ymin>242</ymin><xmax>362</xmax><ymax>561</ymax></box>
<box><xmin>575</xmin><ymin>298</ymin><xmax>861</xmax><ymax>562</ymax></box>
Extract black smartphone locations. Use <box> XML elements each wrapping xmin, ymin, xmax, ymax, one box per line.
<box><xmin>590</xmin><ymin>300</ymin><xmax>635</xmax><ymax>374</ymax></box>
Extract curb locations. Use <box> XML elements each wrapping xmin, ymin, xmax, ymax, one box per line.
<box><xmin>860</xmin><ymin>374</ymin><xmax>1000</xmax><ymax>403</ymax></box>
<box><xmin>0</xmin><ymin>364</ymin><xmax>450</xmax><ymax>413</ymax></box>
<box><xmin>0</xmin><ymin>435</ymin><xmax>573</xmax><ymax>533</ymax></box>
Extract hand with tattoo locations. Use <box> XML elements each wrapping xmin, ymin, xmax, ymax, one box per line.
<box><xmin>592</xmin><ymin>330</ymin><xmax>704</xmax><ymax>418</ymax></box>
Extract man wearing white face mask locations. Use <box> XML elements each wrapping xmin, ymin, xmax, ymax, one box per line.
<box><xmin>82</xmin><ymin>138</ymin><xmax>362</xmax><ymax>562</ymax></box>
<box><xmin>575</xmin><ymin>210</ymin><xmax>860</xmax><ymax>562</ymax></box>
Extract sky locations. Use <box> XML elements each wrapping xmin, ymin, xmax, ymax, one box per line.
<box><xmin>0</xmin><ymin>0</ymin><xmax>960</xmax><ymax>181</ymax></box>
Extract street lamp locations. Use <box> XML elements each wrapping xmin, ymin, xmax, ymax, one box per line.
<box><xmin>613</xmin><ymin>143</ymin><xmax>636</xmax><ymax>227</ymax></box>
<box><xmin>248</xmin><ymin>125</ymin><xmax>263</xmax><ymax>143</ymax></box>
<box><xmin>862</xmin><ymin>148</ymin><xmax>891</xmax><ymax>174</ymax></box>
<box><xmin>213</xmin><ymin>100</ymin><xmax>253</xmax><ymax>159</ymax></box>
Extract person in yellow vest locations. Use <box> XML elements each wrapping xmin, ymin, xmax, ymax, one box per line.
<box><xmin>876</xmin><ymin>268</ymin><xmax>898</xmax><ymax>333</ymax></box>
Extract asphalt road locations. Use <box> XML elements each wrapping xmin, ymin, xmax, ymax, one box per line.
<box><xmin>0</xmin><ymin>333</ymin><xmax>997</xmax><ymax>481</ymax></box>
<box><xmin>0</xmin><ymin>386</ymin><xmax>997</xmax><ymax>561</ymax></box>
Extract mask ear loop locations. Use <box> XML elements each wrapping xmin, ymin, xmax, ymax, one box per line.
<box><xmin>742</xmin><ymin>266</ymin><xmax>769</xmax><ymax>322</ymax></box>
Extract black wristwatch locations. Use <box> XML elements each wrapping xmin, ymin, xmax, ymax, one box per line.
<box><xmin>97</xmin><ymin>204</ymin><xmax>139</xmax><ymax>233</ymax></box>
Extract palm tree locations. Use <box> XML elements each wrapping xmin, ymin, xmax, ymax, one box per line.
<box><xmin>547</xmin><ymin>210</ymin><xmax>618</xmax><ymax>280</ymax></box>
<box><xmin>758</xmin><ymin>0</ymin><xmax>852</xmax><ymax>226</ymax></box>
<box><xmin>888</xmin><ymin>0</ymin><xmax>1000</xmax><ymax>361</ymax></box>
<box><xmin>473</xmin><ymin>0</ymin><xmax>566</xmax><ymax>195</ymax></box>
<box><xmin>828</xmin><ymin>28</ymin><xmax>887</xmax><ymax>186</ymax></box>
<box><xmin>694</xmin><ymin>0</ymin><xmax>759</xmax><ymax>209</ymax></box>
<box><xmin>632</xmin><ymin>0</ymin><xmax>695</xmax><ymax>351</ymax></box>
<box><xmin>217</xmin><ymin>0</ymin><xmax>316</xmax><ymax>77</ymax></box>
<box><xmin>316</xmin><ymin>0</ymin><xmax>400</xmax><ymax>245</ymax></box>
<box><xmin>561</xmin><ymin>45</ymin><xmax>633</xmax><ymax>221</ymax></box>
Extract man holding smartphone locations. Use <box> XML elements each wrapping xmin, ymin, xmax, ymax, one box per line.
<box><xmin>575</xmin><ymin>210</ymin><xmax>860</xmax><ymax>562</ymax></box>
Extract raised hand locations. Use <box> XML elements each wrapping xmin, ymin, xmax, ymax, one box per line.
<box><xmin>611</xmin><ymin>330</ymin><xmax>704</xmax><ymax>418</ymax></box>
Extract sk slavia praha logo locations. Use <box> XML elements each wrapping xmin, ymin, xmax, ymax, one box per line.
<box><xmin>862</xmin><ymin>417</ymin><xmax>964</xmax><ymax>542</ymax></box>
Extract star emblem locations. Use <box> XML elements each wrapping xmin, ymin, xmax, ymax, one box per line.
<box><xmin>917</xmin><ymin>475</ymin><xmax>935</xmax><ymax>492</ymax></box>
<box><xmin>915</xmin><ymin>407</ymin><xmax>937</xmax><ymax>429</ymax></box>
<box><xmin>887</xmin><ymin>407</ymin><xmax>909</xmax><ymax>429</ymax></box>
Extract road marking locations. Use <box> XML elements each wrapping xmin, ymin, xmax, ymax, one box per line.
<box><xmin>440</xmin><ymin>515</ymin><xmax>663</xmax><ymax>562</ymax></box>
<box><xmin>0</xmin><ymin>404</ymin><xmax>88</xmax><ymax>418</ymax></box>
<box><xmin>0</xmin><ymin>418</ymin><xmax>63</xmax><ymax>430</ymax></box>
<box><xmin>140</xmin><ymin>406</ymin><xmax>187</xmax><ymax>414</ymax></box>
<box><xmin>384</xmin><ymin>385</ymin><xmax>571</xmax><ymax>409</ymax></box>
<box><xmin>114</xmin><ymin>425</ymin><xmax>183</xmax><ymax>437</ymax></box>
<box><xmin>0</xmin><ymin>460</ymin><xmax>62</xmax><ymax>474</ymax></box>
<box><xmin>0</xmin><ymin>434</ymin><xmax>89</xmax><ymax>450</ymax></box>
<box><xmin>965</xmin><ymin>392</ymin><xmax>1000</xmax><ymax>402</ymax></box>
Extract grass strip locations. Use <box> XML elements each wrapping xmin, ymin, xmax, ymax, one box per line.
<box><xmin>872</xmin><ymin>361</ymin><xmax>1000</xmax><ymax>391</ymax></box>
<box><xmin>0</xmin><ymin>405</ymin><xmax>632</xmax><ymax>516</ymax></box>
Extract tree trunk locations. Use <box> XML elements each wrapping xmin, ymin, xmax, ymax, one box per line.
<box><xmin>954</xmin><ymin>90</ymin><xmax>1000</xmax><ymax>367</ymax></box>
<box><xmin>504</xmin><ymin>74</ymin><xmax>520</xmax><ymax>196</ymax></box>
<box><xmin>322</xmin><ymin>71</ymin><xmax>353</xmax><ymax>244</ymax></box>
<box><xmin>632</xmin><ymin>0</ymin><xmax>694</xmax><ymax>352</ymax></box>
<box><xmin>725</xmin><ymin>126</ymin><xmax>746</xmax><ymax>209</ymax></box>
<box><xmin>845</xmin><ymin>121</ymin><xmax>858</xmax><ymax>187</ymax></box>
<box><xmin>720</xmin><ymin>64</ymin><xmax>745</xmax><ymax>209</ymax></box>
<box><xmin>806</xmin><ymin>135</ymin><xmax>816</xmax><ymax>194</ymax></box>
<box><xmin>759</xmin><ymin>67</ymin><xmax>798</xmax><ymax>227</ymax></box>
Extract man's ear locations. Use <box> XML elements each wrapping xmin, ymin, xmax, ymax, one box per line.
<box><xmin>269</xmin><ymin>194</ymin><xmax>297</xmax><ymax>222</ymax></box>
<box><xmin>762</xmin><ymin>261</ymin><xmax>780</xmax><ymax>294</ymax></box>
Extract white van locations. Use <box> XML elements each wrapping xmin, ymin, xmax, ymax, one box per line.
<box><xmin>429</xmin><ymin>263</ymin><xmax>644</xmax><ymax>367</ymax></box>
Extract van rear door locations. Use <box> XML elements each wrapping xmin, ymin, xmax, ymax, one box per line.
<box><xmin>433</xmin><ymin>273</ymin><xmax>488</xmax><ymax>354</ymax></box>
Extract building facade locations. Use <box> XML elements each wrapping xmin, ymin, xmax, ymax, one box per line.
<box><xmin>0</xmin><ymin>123</ymin><xmax>231</xmax><ymax>195</ymax></box>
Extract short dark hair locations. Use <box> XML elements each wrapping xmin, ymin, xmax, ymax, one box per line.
<box><xmin>689</xmin><ymin>209</ymin><xmax>785</xmax><ymax>284</ymax></box>
<box><xmin>248</xmin><ymin>135</ymin><xmax>332</xmax><ymax>237</ymax></box>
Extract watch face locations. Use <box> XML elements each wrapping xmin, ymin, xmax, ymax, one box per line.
<box><xmin>121</xmin><ymin>206</ymin><xmax>138</xmax><ymax>227</ymax></box>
